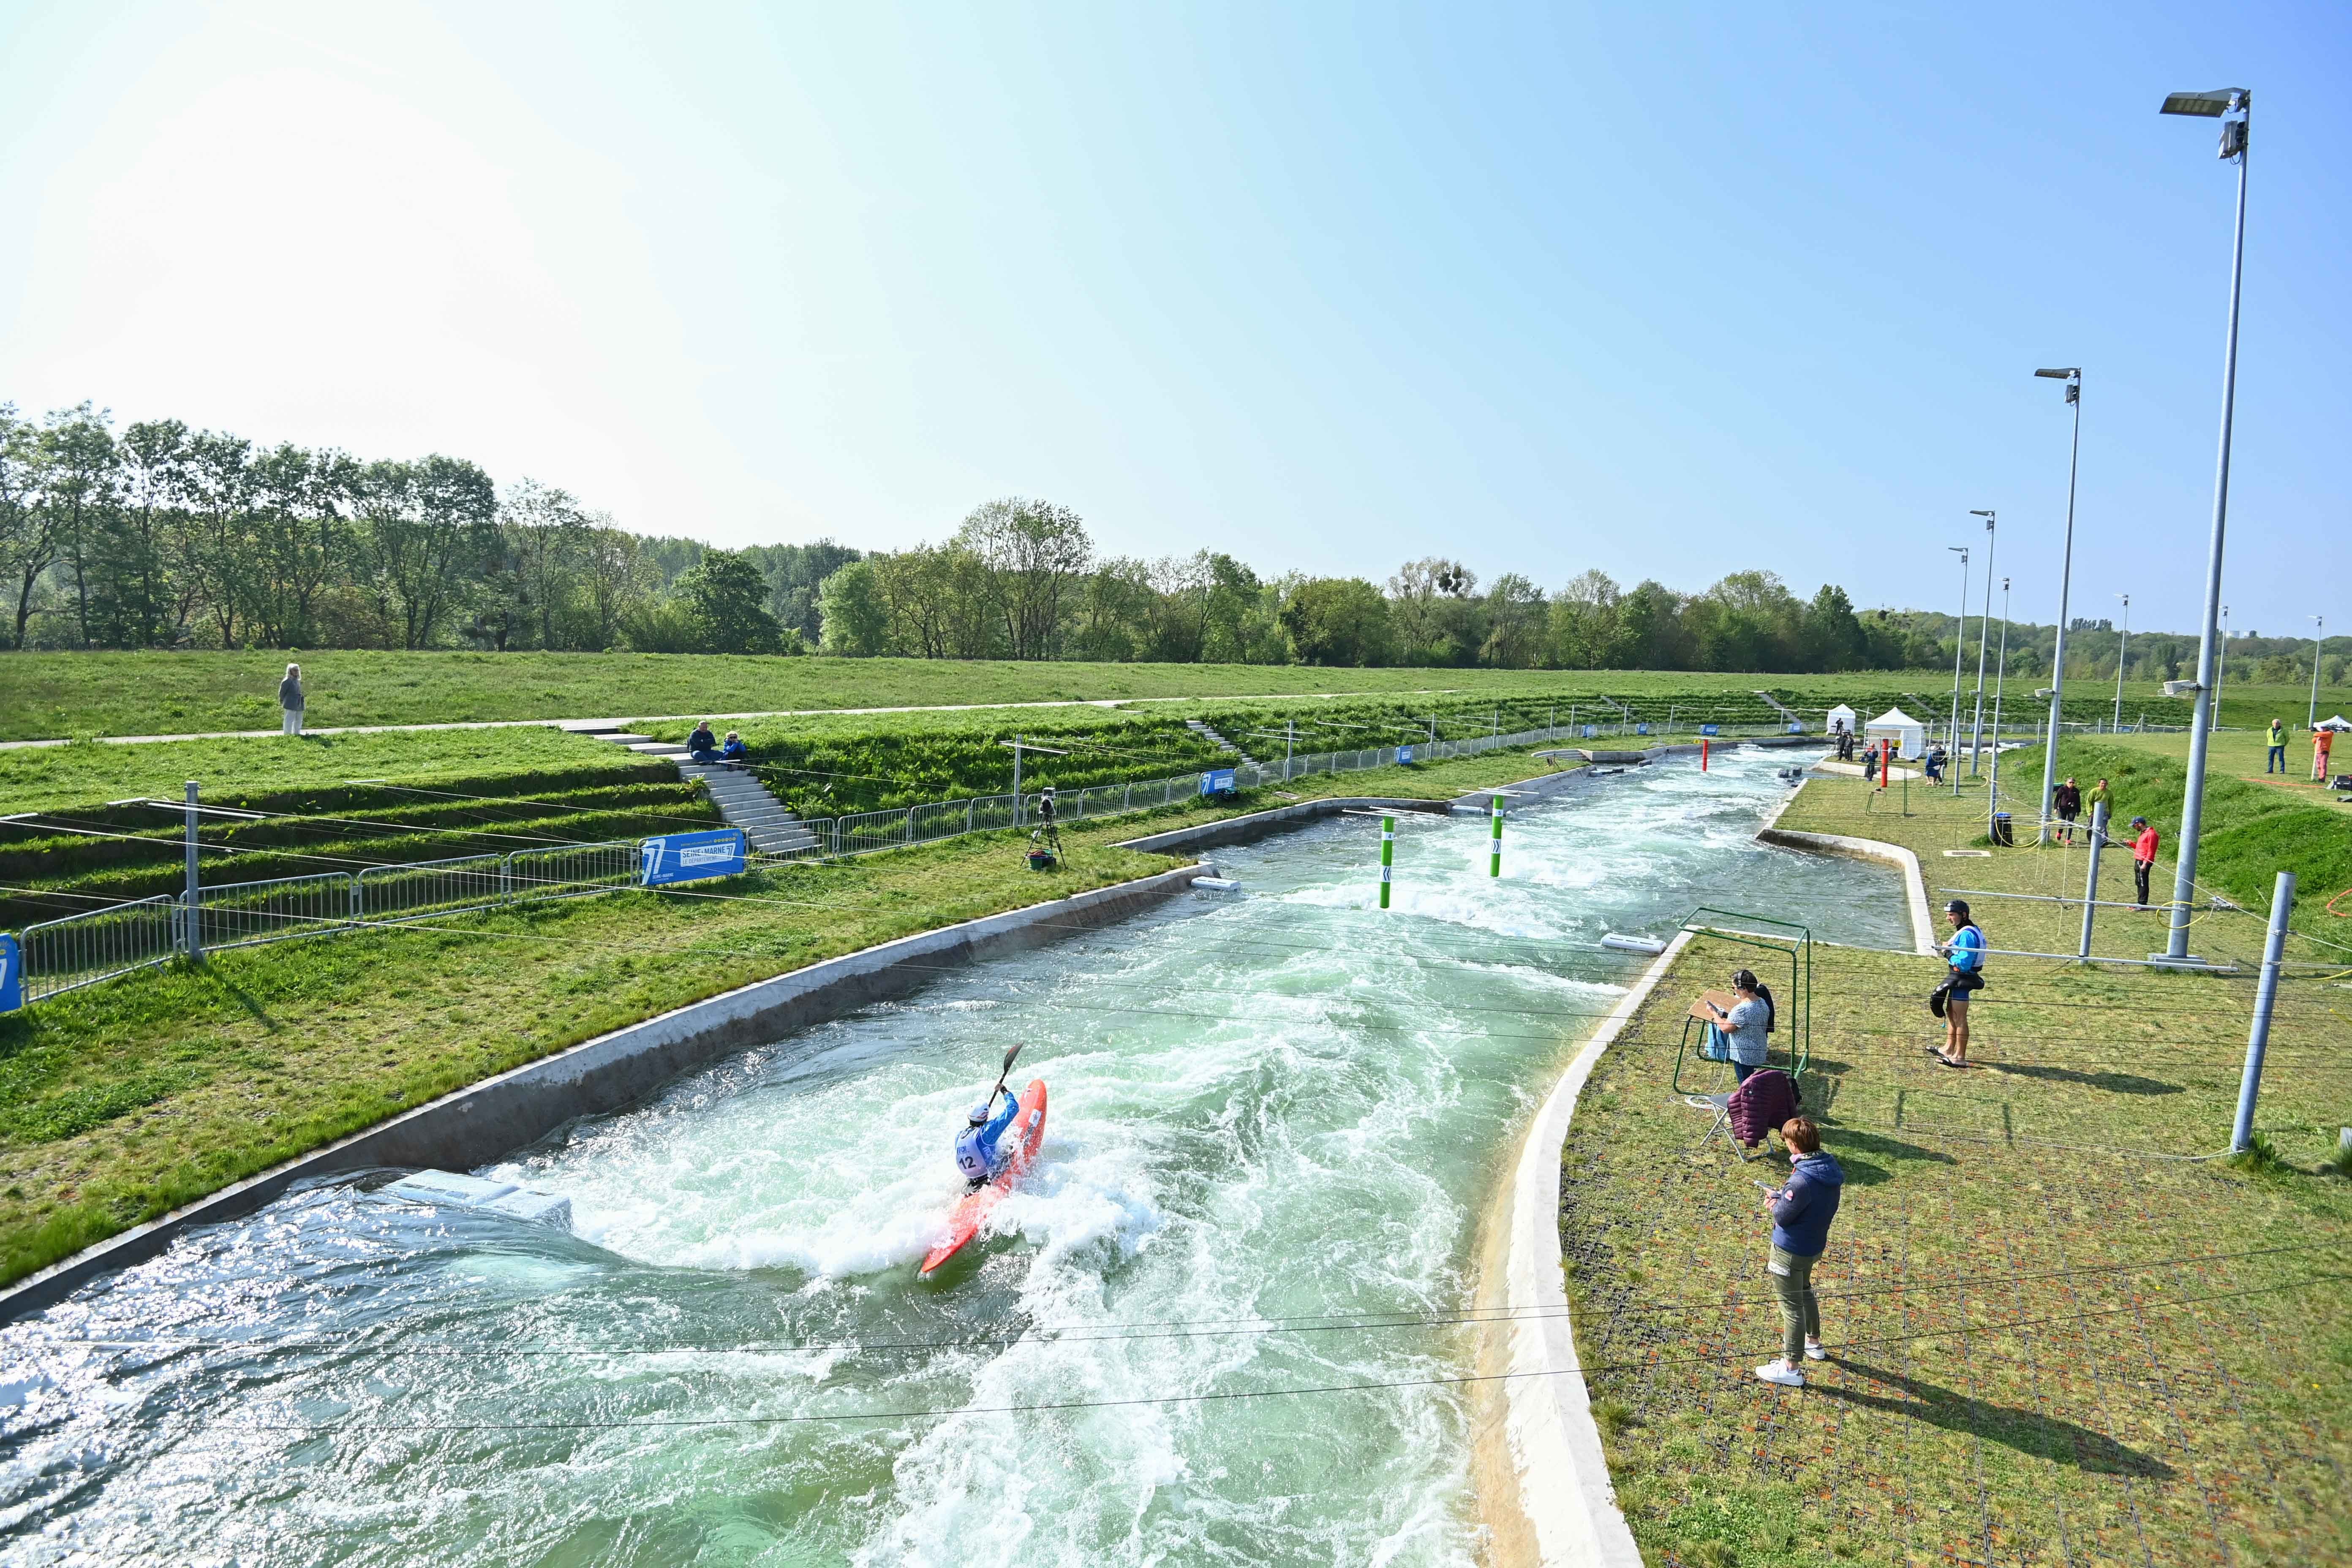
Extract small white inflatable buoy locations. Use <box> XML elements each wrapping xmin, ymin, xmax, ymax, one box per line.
<box><xmin>1601</xmin><ymin>934</ymin><xmax>1668</xmax><ymax>955</ymax></box>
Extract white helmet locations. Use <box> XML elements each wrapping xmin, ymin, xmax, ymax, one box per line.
<box><xmin>967</xmin><ymin>1100</ymin><xmax>993</xmax><ymax>1125</ymax></box>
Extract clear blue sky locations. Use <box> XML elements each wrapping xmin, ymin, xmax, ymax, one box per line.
<box><xmin>1</xmin><ymin>1</ymin><xmax>2344</xmax><ymax>638</ymax></box>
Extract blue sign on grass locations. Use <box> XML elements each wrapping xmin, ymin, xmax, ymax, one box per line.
<box><xmin>641</xmin><ymin>829</ymin><xmax>747</xmax><ymax>887</ymax></box>
<box><xmin>1199</xmin><ymin>768</ymin><xmax>1237</xmax><ymax>796</ymax></box>
<box><xmin>1636</xmin><ymin>723</ymin><xmax>1650</xmax><ymax>735</ymax></box>
<box><xmin>1700</xmin><ymin>723</ymin><xmax>1720</xmax><ymax>737</ymax></box>
<box><xmin>1396</xmin><ymin>745</ymin><xmax>1414</xmax><ymax>764</ymax></box>
<box><xmin>0</xmin><ymin>934</ymin><xmax>20</xmax><ymax>1013</ymax></box>
<box><xmin>1581</xmin><ymin>724</ymin><xmax>1598</xmax><ymax>738</ymax></box>
<box><xmin>1788</xmin><ymin>721</ymin><xmax>1805</xmax><ymax>734</ymax></box>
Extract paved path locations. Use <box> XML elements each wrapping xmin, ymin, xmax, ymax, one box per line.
<box><xmin>0</xmin><ymin>691</ymin><xmax>1460</xmax><ymax>752</ymax></box>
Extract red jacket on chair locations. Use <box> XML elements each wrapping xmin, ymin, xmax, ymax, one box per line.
<box><xmin>1728</xmin><ymin>1068</ymin><xmax>1799</xmax><ymax>1147</ymax></box>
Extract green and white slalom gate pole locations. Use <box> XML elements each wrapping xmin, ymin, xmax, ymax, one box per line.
<box><xmin>1489</xmin><ymin>793</ymin><xmax>1503</xmax><ymax>877</ymax></box>
<box><xmin>1380</xmin><ymin>814</ymin><xmax>1394</xmax><ymax>908</ymax></box>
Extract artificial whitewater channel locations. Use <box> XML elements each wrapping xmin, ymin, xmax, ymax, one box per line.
<box><xmin>0</xmin><ymin>751</ymin><xmax>1909</xmax><ymax>1566</ymax></box>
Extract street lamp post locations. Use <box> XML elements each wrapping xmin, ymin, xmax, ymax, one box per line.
<box><xmin>2034</xmin><ymin>368</ymin><xmax>2082</xmax><ymax>839</ymax></box>
<box><xmin>1947</xmin><ymin>545</ymin><xmax>1970</xmax><ymax>792</ymax></box>
<box><xmin>2113</xmin><ymin>593</ymin><xmax>2130</xmax><ymax>732</ymax></box>
<box><xmin>2159</xmin><ymin>85</ymin><xmax>2251</xmax><ymax>963</ymax></box>
<box><xmin>2311</xmin><ymin>615</ymin><xmax>2326</xmax><ymax>730</ymax></box>
<box><xmin>1968</xmin><ymin>511</ymin><xmax>1996</xmax><ymax>776</ymax></box>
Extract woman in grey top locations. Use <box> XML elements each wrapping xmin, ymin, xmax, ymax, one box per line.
<box><xmin>1701</xmin><ymin>968</ymin><xmax>1774</xmax><ymax>1084</ymax></box>
<box><xmin>278</xmin><ymin>662</ymin><xmax>304</xmax><ymax>736</ymax></box>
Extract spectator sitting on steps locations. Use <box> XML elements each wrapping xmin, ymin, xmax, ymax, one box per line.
<box><xmin>720</xmin><ymin>730</ymin><xmax>748</xmax><ymax>770</ymax></box>
<box><xmin>687</xmin><ymin>720</ymin><xmax>720</xmax><ymax>763</ymax></box>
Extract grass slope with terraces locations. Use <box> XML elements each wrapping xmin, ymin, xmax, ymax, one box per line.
<box><xmin>1567</xmin><ymin>767</ymin><xmax>2352</xmax><ymax>1567</ymax></box>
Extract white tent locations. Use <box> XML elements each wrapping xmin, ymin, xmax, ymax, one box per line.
<box><xmin>1864</xmin><ymin>707</ymin><xmax>1925</xmax><ymax>759</ymax></box>
<box><xmin>1826</xmin><ymin>704</ymin><xmax>1857</xmax><ymax>736</ymax></box>
<box><xmin>2316</xmin><ymin>715</ymin><xmax>2352</xmax><ymax>732</ymax></box>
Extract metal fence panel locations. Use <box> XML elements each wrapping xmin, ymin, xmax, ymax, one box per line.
<box><xmin>19</xmin><ymin>894</ymin><xmax>180</xmax><ymax>1002</ymax></box>
<box><xmin>508</xmin><ymin>840</ymin><xmax>642</xmax><ymax>902</ymax></box>
<box><xmin>199</xmin><ymin>871</ymin><xmax>356</xmax><ymax>952</ymax></box>
<box><xmin>359</xmin><ymin>852</ymin><xmax>508</xmax><ymax>923</ymax></box>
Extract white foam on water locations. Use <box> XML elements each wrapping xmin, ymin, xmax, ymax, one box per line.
<box><xmin>2</xmin><ymin>750</ymin><xmax>1912</xmax><ymax>1565</ymax></box>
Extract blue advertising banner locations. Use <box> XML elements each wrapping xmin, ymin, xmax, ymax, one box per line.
<box><xmin>641</xmin><ymin>829</ymin><xmax>748</xmax><ymax>887</ymax></box>
<box><xmin>1396</xmin><ymin>745</ymin><xmax>1413</xmax><ymax>765</ymax></box>
<box><xmin>1199</xmin><ymin>768</ymin><xmax>1237</xmax><ymax>796</ymax></box>
<box><xmin>1788</xmin><ymin>721</ymin><xmax>1805</xmax><ymax>734</ymax></box>
<box><xmin>1699</xmin><ymin>724</ymin><xmax>1720</xmax><ymax>737</ymax></box>
<box><xmin>1581</xmin><ymin>724</ymin><xmax>1598</xmax><ymax>738</ymax></box>
<box><xmin>0</xmin><ymin>934</ymin><xmax>20</xmax><ymax>1013</ymax></box>
<box><xmin>1635</xmin><ymin>723</ymin><xmax>1650</xmax><ymax>735</ymax></box>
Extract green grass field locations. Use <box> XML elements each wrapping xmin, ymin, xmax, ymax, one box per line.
<box><xmin>1571</xmin><ymin>770</ymin><xmax>2352</xmax><ymax>1566</ymax></box>
<box><xmin>9</xmin><ymin>648</ymin><xmax>2327</xmax><ymax>743</ymax></box>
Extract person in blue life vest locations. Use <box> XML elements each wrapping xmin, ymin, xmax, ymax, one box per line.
<box><xmin>955</xmin><ymin>1086</ymin><xmax>1021</xmax><ymax>1186</ymax></box>
<box><xmin>1931</xmin><ymin>898</ymin><xmax>1987</xmax><ymax>1068</ymax></box>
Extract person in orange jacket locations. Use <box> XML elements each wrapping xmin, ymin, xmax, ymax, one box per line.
<box><xmin>2314</xmin><ymin>726</ymin><xmax>2336</xmax><ymax>783</ymax></box>
<box><xmin>2130</xmin><ymin>816</ymin><xmax>2159</xmax><ymax>908</ymax></box>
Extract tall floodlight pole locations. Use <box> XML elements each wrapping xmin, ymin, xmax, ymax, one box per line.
<box><xmin>1968</xmin><ymin>511</ymin><xmax>1997</xmax><ymax>775</ymax></box>
<box><xmin>2113</xmin><ymin>594</ymin><xmax>2130</xmax><ymax>731</ymax></box>
<box><xmin>1991</xmin><ymin>577</ymin><xmax>2011</xmax><ymax>791</ymax></box>
<box><xmin>2214</xmin><ymin>605</ymin><xmax>2229</xmax><ymax>732</ymax></box>
<box><xmin>2311</xmin><ymin>616</ymin><xmax>2325</xmax><ymax>729</ymax></box>
<box><xmin>2160</xmin><ymin>85</ymin><xmax>2251</xmax><ymax>963</ymax></box>
<box><xmin>2034</xmin><ymin>368</ymin><xmax>2082</xmax><ymax>839</ymax></box>
<box><xmin>1947</xmin><ymin>546</ymin><xmax>1970</xmax><ymax>790</ymax></box>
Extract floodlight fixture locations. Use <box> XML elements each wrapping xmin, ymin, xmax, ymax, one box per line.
<box><xmin>2159</xmin><ymin>89</ymin><xmax>2244</xmax><ymax>117</ymax></box>
<box><xmin>2034</xmin><ymin>368</ymin><xmax>2078</xmax><ymax>378</ymax></box>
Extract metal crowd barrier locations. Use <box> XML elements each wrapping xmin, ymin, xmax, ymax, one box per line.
<box><xmin>11</xmin><ymin>719</ymin><xmax>1628</xmax><ymax>1002</ymax></box>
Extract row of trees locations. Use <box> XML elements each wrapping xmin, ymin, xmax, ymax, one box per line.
<box><xmin>14</xmin><ymin>400</ymin><xmax>2330</xmax><ymax>678</ymax></box>
<box><xmin>0</xmin><ymin>403</ymin><xmax>840</xmax><ymax>656</ymax></box>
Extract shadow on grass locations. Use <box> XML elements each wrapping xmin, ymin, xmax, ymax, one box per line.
<box><xmin>1986</xmin><ymin>1062</ymin><xmax>2183</xmax><ymax>1096</ymax></box>
<box><xmin>193</xmin><ymin>966</ymin><xmax>280</xmax><ymax>1030</ymax></box>
<box><xmin>1818</xmin><ymin>1359</ymin><xmax>2175</xmax><ymax>1478</ymax></box>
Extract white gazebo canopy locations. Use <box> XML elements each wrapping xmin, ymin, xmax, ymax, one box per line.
<box><xmin>1863</xmin><ymin>707</ymin><xmax>1926</xmax><ymax>759</ymax></box>
<box><xmin>2317</xmin><ymin>715</ymin><xmax>2352</xmax><ymax>732</ymax></box>
<box><xmin>1825</xmin><ymin>704</ymin><xmax>1858</xmax><ymax>735</ymax></box>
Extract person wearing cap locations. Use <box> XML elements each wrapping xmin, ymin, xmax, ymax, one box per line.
<box><xmin>1931</xmin><ymin>899</ymin><xmax>1986</xmax><ymax>1067</ymax></box>
<box><xmin>2131</xmin><ymin>817</ymin><xmax>2159</xmax><ymax>908</ymax></box>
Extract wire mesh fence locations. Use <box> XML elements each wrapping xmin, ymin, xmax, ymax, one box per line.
<box><xmin>508</xmin><ymin>839</ymin><xmax>642</xmax><ymax>901</ymax></box>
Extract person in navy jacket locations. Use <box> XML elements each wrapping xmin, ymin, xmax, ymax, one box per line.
<box><xmin>1755</xmin><ymin>1117</ymin><xmax>1844</xmax><ymax>1388</ymax></box>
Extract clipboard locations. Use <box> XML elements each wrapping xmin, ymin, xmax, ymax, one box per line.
<box><xmin>1688</xmin><ymin>989</ymin><xmax>1738</xmax><ymax>1023</ymax></box>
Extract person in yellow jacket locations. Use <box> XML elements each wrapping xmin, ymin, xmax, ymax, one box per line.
<box><xmin>2266</xmin><ymin>717</ymin><xmax>2286</xmax><ymax>774</ymax></box>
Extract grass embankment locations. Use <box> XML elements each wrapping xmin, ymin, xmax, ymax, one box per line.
<box><xmin>1782</xmin><ymin>735</ymin><xmax>2352</xmax><ymax>953</ymax></box>
<box><xmin>1563</xmin><ymin>770</ymin><xmax>2352</xmax><ymax>1566</ymax></box>
<box><xmin>0</xmin><ymin>746</ymin><xmax>1547</xmax><ymax>1291</ymax></box>
<box><xmin>0</xmin><ymin>651</ymin><xmax>1807</xmax><ymax>740</ymax></box>
<box><xmin>8</xmin><ymin>648</ymin><xmax>2314</xmax><ymax>742</ymax></box>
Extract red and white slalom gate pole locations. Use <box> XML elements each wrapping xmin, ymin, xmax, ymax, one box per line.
<box><xmin>1880</xmin><ymin>739</ymin><xmax>1891</xmax><ymax>791</ymax></box>
<box><xmin>1701</xmin><ymin>738</ymin><xmax>1709</xmax><ymax>771</ymax></box>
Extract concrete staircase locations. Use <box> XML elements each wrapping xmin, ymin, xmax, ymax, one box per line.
<box><xmin>1185</xmin><ymin>718</ymin><xmax>1261</xmax><ymax>770</ymax></box>
<box><xmin>585</xmin><ymin>729</ymin><xmax>822</xmax><ymax>857</ymax></box>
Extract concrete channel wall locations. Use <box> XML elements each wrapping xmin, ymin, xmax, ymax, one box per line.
<box><xmin>0</xmin><ymin>861</ymin><xmax>1211</xmax><ymax>1322</ymax></box>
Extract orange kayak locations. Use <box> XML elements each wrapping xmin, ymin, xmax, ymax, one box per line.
<box><xmin>919</xmin><ymin>1079</ymin><xmax>1048</xmax><ymax>1277</ymax></box>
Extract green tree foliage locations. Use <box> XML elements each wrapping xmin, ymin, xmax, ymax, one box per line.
<box><xmin>1279</xmin><ymin>577</ymin><xmax>1395</xmax><ymax>666</ymax></box>
<box><xmin>675</xmin><ymin>549</ymin><xmax>791</xmax><ymax>654</ymax></box>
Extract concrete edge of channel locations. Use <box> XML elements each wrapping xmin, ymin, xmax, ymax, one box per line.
<box><xmin>0</xmin><ymin>860</ymin><xmax>1212</xmax><ymax>1323</ymax></box>
<box><xmin>1754</xmin><ymin>827</ymin><xmax>1938</xmax><ymax>954</ymax></box>
<box><xmin>1496</xmin><ymin>928</ymin><xmax>1695</xmax><ymax>1568</ymax></box>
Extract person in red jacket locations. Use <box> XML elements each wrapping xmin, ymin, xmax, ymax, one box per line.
<box><xmin>2130</xmin><ymin>816</ymin><xmax>2159</xmax><ymax>908</ymax></box>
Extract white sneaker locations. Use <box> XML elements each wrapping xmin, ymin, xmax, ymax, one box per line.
<box><xmin>1754</xmin><ymin>1361</ymin><xmax>1804</xmax><ymax>1387</ymax></box>
<box><xmin>1804</xmin><ymin>1340</ymin><xmax>1827</xmax><ymax>1361</ymax></box>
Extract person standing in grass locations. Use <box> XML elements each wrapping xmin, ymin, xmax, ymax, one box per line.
<box><xmin>278</xmin><ymin>662</ymin><xmax>304</xmax><ymax>735</ymax></box>
<box><xmin>2130</xmin><ymin>816</ymin><xmax>2159</xmax><ymax>908</ymax></box>
<box><xmin>1699</xmin><ymin>969</ymin><xmax>1775</xmax><ymax>1085</ymax></box>
<box><xmin>2087</xmin><ymin>777</ymin><xmax>2112</xmax><ymax>822</ymax></box>
<box><xmin>1754</xmin><ymin>1116</ymin><xmax>1843</xmax><ymax>1388</ymax></box>
<box><xmin>2267</xmin><ymin>717</ymin><xmax>2287</xmax><ymax>773</ymax></box>
<box><xmin>2314</xmin><ymin>725</ymin><xmax>2335</xmax><ymax>784</ymax></box>
<box><xmin>2052</xmin><ymin>777</ymin><xmax>2082</xmax><ymax>844</ymax></box>
<box><xmin>1931</xmin><ymin>899</ymin><xmax>1985</xmax><ymax>1067</ymax></box>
